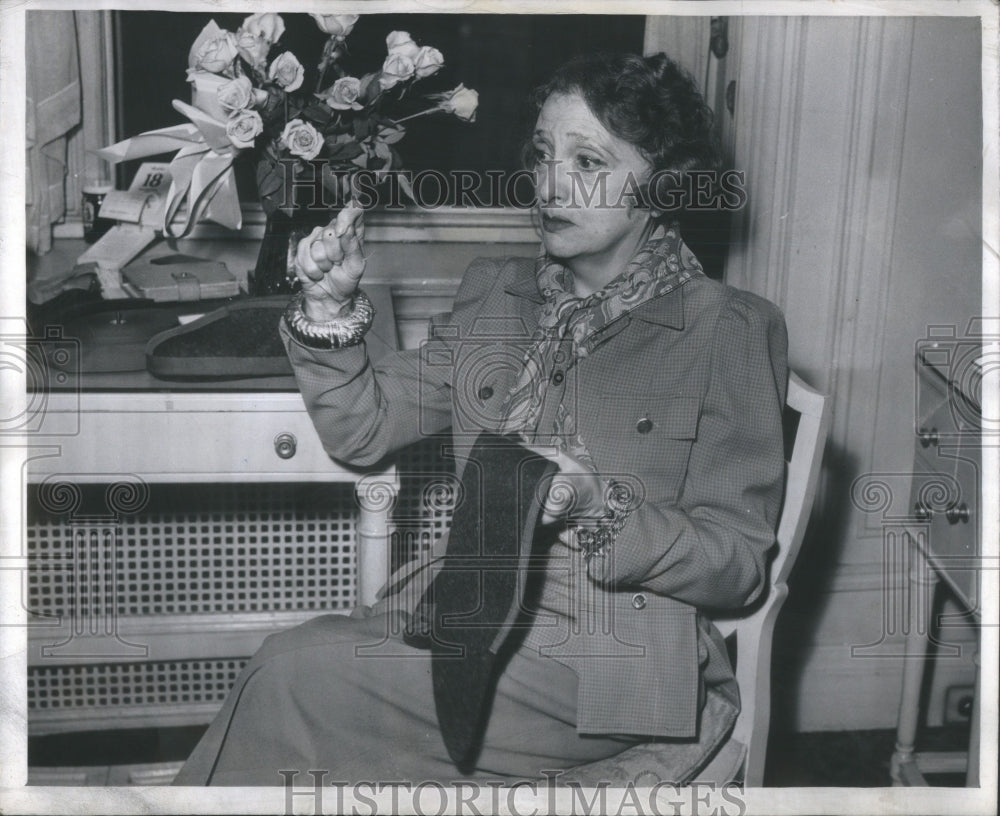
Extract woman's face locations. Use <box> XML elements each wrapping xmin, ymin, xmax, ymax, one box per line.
<box><xmin>531</xmin><ymin>92</ymin><xmax>654</xmax><ymax>282</ymax></box>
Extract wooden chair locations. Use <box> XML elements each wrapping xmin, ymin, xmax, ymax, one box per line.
<box><xmin>561</xmin><ymin>371</ymin><xmax>832</xmax><ymax>788</ymax></box>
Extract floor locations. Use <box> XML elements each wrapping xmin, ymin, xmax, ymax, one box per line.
<box><xmin>29</xmin><ymin>724</ymin><xmax>972</xmax><ymax>787</ymax></box>
<box><xmin>763</xmin><ymin>726</ymin><xmax>970</xmax><ymax>786</ymax></box>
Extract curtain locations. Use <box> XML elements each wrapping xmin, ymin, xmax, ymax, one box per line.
<box><xmin>26</xmin><ymin>11</ymin><xmax>82</xmax><ymax>255</ymax></box>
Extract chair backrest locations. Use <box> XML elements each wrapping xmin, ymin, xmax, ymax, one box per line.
<box><xmin>712</xmin><ymin>371</ymin><xmax>832</xmax><ymax>786</ymax></box>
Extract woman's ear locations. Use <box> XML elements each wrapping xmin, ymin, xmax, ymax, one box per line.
<box><xmin>642</xmin><ymin>185</ymin><xmax>666</xmax><ymax>221</ymax></box>
<box><xmin>646</xmin><ymin>170</ymin><xmax>688</xmax><ymax>218</ymax></box>
<box><xmin>630</xmin><ymin>181</ymin><xmax>663</xmax><ymax>220</ymax></box>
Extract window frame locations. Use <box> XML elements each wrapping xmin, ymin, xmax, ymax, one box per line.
<box><xmin>56</xmin><ymin>10</ymin><xmax>539</xmax><ymax>246</ymax></box>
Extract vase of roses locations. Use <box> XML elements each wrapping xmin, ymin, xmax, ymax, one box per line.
<box><xmin>185</xmin><ymin>13</ymin><xmax>479</xmax><ymax>294</ymax></box>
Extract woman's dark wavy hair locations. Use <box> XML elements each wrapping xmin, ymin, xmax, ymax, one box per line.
<box><xmin>523</xmin><ymin>52</ymin><xmax>721</xmax><ymax>206</ymax></box>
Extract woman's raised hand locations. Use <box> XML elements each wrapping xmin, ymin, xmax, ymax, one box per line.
<box><xmin>292</xmin><ymin>202</ymin><xmax>366</xmax><ymax>320</ymax></box>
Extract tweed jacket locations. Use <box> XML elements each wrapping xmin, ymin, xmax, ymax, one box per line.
<box><xmin>280</xmin><ymin>254</ymin><xmax>788</xmax><ymax>739</ymax></box>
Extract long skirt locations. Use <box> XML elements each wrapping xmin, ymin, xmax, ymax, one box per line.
<box><xmin>171</xmin><ymin>606</ymin><xmax>646</xmax><ymax>786</ymax></box>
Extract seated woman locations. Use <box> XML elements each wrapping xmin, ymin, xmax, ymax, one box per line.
<box><xmin>174</xmin><ymin>50</ymin><xmax>788</xmax><ymax>787</ymax></box>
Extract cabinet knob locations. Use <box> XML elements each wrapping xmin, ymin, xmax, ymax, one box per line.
<box><xmin>918</xmin><ymin>427</ymin><xmax>939</xmax><ymax>448</ymax></box>
<box><xmin>274</xmin><ymin>432</ymin><xmax>297</xmax><ymax>460</ymax></box>
<box><xmin>946</xmin><ymin>502</ymin><xmax>970</xmax><ymax>524</ymax></box>
<box><xmin>914</xmin><ymin>502</ymin><xmax>934</xmax><ymax>522</ymax></box>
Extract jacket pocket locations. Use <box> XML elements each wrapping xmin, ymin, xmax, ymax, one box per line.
<box><xmin>585</xmin><ymin>395</ymin><xmax>701</xmax><ymax>503</ymax></box>
<box><xmin>573</xmin><ymin>597</ymin><xmax>700</xmax><ymax>737</ymax></box>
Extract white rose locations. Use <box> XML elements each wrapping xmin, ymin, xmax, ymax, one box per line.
<box><xmin>226</xmin><ymin>109</ymin><xmax>263</xmax><ymax>149</ymax></box>
<box><xmin>440</xmin><ymin>83</ymin><xmax>479</xmax><ymax>122</ymax></box>
<box><xmin>268</xmin><ymin>51</ymin><xmax>305</xmax><ymax>92</ymax></box>
<box><xmin>281</xmin><ymin>119</ymin><xmax>323</xmax><ymax>161</ymax></box>
<box><xmin>192</xmin><ymin>30</ymin><xmax>239</xmax><ymax>75</ymax></box>
<box><xmin>386</xmin><ymin>31</ymin><xmax>420</xmax><ymax>61</ymax></box>
<box><xmin>318</xmin><ymin>77</ymin><xmax>363</xmax><ymax>111</ymax></box>
<box><xmin>311</xmin><ymin>14</ymin><xmax>359</xmax><ymax>39</ymax></box>
<box><xmin>217</xmin><ymin>76</ymin><xmax>254</xmax><ymax>114</ymax></box>
<box><xmin>235</xmin><ymin>29</ymin><xmax>271</xmax><ymax>71</ymax></box>
<box><xmin>379</xmin><ymin>53</ymin><xmax>415</xmax><ymax>90</ymax></box>
<box><xmin>188</xmin><ymin>70</ymin><xmax>230</xmax><ymax>120</ymax></box>
<box><xmin>413</xmin><ymin>46</ymin><xmax>444</xmax><ymax>79</ymax></box>
<box><xmin>240</xmin><ymin>13</ymin><xmax>284</xmax><ymax>44</ymax></box>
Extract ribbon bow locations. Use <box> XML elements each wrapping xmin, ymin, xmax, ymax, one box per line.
<box><xmin>96</xmin><ymin>98</ymin><xmax>242</xmax><ymax>238</ymax></box>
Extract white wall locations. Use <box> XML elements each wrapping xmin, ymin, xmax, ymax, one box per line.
<box><xmin>724</xmin><ymin>16</ymin><xmax>983</xmax><ymax>731</ymax></box>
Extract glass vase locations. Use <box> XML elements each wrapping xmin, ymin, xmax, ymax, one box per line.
<box><xmin>248</xmin><ymin>206</ymin><xmax>336</xmax><ymax>297</ymax></box>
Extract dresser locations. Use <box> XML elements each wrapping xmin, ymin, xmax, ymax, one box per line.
<box><xmin>23</xmin><ymin>286</ymin><xmax>402</xmax><ymax>784</ymax></box>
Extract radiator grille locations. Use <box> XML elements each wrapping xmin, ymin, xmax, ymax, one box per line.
<box><xmin>28</xmin><ymin>483</ymin><xmax>358</xmax><ymax>618</ymax></box>
<box><xmin>29</xmin><ymin>659</ymin><xmax>248</xmax><ymax>711</ymax></box>
<box><xmin>26</xmin><ymin>442</ymin><xmax>459</xmax><ymax>723</ymax></box>
<box><xmin>392</xmin><ymin>437</ymin><xmax>458</xmax><ymax>570</ymax></box>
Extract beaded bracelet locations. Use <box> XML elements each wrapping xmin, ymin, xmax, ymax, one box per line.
<box><xmin>283</xmin><ymin>289</ymin><xmax>375</xmax><ymax>349</ymax></box>
<box><xmin>573</xmin><ymin>480</ymin><xmax>636</xmax><ymax>560</ymax></box>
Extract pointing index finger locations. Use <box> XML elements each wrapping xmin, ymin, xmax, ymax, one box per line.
<box><xmin>334</xmin><ymin>200</ymin><xmax>364</xmax><ymax>237</ymax></box>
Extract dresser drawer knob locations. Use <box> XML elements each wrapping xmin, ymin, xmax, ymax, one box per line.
<box><xmin>914</xmin><ymin>502</ymin><xmax>933</xmax><ymax>522</ymax></box>
<box><xmin>946</xmin><ymin>502</ymin><xmax>970</xmax><ymax>524</ymax></box>
<box><xmin>274</xmin><ymin>432</ymin><xmax>297</xmax><ymax>459</ymax></box>
<box><xmin>918</xmin><ymin>427</ymin><xmax>939</xmax><ymax>448</ymax></box>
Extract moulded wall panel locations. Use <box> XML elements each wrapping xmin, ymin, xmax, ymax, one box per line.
<box><xmin>725</xmin><ymin>15</ymin><xmax>982</xmax><ymax>731</ymax></box>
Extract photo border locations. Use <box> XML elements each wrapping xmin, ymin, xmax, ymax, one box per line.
<box><xmin>1</xmin><ymin>1</ymin><xmax>996</xmax><ymax>814</ymax></box>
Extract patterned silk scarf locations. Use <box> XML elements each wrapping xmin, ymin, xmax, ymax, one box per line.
<box><xmin>498</xmin><ymin>222</ymin><xmax>703</xmax><ymax>468</ymax></box>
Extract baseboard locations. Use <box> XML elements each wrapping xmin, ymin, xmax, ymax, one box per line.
<box><xmin>28</xmin><ymin>760</ymin><xmax>182</xmax><ymax>787</ymax></box>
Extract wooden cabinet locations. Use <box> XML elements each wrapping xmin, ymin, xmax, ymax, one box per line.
<box><xmin>911</xmin><ymin>334</ymin><xmax>983</xmax><ymax>612</ymax></box>
<box><xmin>891</xmin><ymin>339</ymin><xmax>983</xmax><ymax>786</ymax></box>
<box><xmin>23</xmin><ymin>285</ymin><xmax>402</xmax><ymax>750</ymax></box>
<box><xmin>25</xmin><ymin>390</ymin><xmax>397</xmax><ymax>739</ymax></box>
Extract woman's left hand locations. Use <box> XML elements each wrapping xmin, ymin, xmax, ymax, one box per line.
<box><xmin>527</xmin><ymin>447</ymin><xmax>606</xmax><ymax>526</ymax></box>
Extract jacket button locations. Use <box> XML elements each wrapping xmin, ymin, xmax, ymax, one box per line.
<box><xmin>478</xmin><ymin>385</ymin><xmax>494</xmax><ymax>400</ymax></box>
<box><xmin>636</xmin><ymin>417</ymin><xmax>653</xmax><ymax>434</ymax></box>
<box><xmin>550</xmin><ymin>369</ymin><xmax>565</xmax><ymax>385</ymax></box>
<box><xmin>631</xmin><ymin>593</ymin><xmax>647</xmax><ymax>610</ymax></box>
